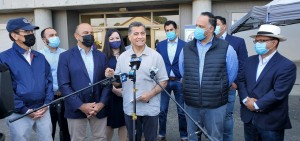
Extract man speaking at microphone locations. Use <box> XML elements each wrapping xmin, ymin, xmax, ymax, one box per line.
<box><xmin>105</xmin><ymin>21</ymin><xmax>168</xmax><ymax>141</ymax></box>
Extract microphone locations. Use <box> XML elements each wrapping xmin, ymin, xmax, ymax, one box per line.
<box><xmin>114</xmin><ymin>73</ymin><xmax>128</xmax><ymax>83</ymax></box>
<box><xmin>128</xmin><ymin>54</ymin><xmax>142</xmax><ymax>80</ymax></box>
<box><xmin>129</xmin><ymin>54</ymin><xmax>142</xmax><ymax>71</ymax></box>
<box><xmin>149</xmin><ymin>66</ymin><xmax>159</xmax><ymax>79</ymax></box>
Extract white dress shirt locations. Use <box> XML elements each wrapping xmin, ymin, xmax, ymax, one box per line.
<box><xmin>23</xmin><ymin>49</ymin><xmax>32</xmax><ymax>65</ymax></box>
<box><xmin>167</xmin><ymin>38</ymin><xmax>178</xmax><ymax>77</ymax></box>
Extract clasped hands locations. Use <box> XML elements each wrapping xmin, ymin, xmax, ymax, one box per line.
<box><xmin>79</xmin><ymin>102</ymin><xmax>104</xmax><ymax>118</ymax></box>
<box><xmin>28</xmin><ymin>106</ymin><xmax>48</xmax><ymax>120</ymax></box>
<box><xmin>245</xmin><ymin>97</ymin><xmax>257</xmax><ymax>111</ymax></box>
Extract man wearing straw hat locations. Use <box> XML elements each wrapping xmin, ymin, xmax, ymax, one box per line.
<box><xmin>238</xmin><ymin>24</ymin><xmax>297</xmax><ymax>141</ymax></box>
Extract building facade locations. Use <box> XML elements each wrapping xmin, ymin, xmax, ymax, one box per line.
<box><xmin>7</xmin><ymin>0</ymin><xmax>298</xmax><ymax>60</ymax></box>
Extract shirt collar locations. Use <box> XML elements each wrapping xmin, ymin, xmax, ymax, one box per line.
<box><xmin>197</xmin><ymin>35</ymin><xmax>214</xmax><ymax>46</ymax></box>
<box><xmin>221</xmin><ymin>32</ymin><xmax>227</xmax><ymax>39</ymax></box>
<box><xmin>78</xmin><ymin>45</ymin><xmax>93</xmax><ymax>54</ymax></box>
<box><xmin>259</xmin><ymin>50</ymin><xmax>277</xmax><ymax>64</ymax></box>
<box><xmin>13</xmin><ymin>42</ymin><xmax>36</xmax><ymax>56</ymax></box>
<box><xmin>128</xmin><ymin>45</ymin><xmax>151</xmax><ymax>56</ymax></box>
<box><xmin>167</xmin><ymin>37</ymin><xmax>178</xmax><ymax>44</ymax></box>
<box><xmin>43</xmin><ymin>46</ymin><xmax>61</xmax><ymax>53</ymax></box>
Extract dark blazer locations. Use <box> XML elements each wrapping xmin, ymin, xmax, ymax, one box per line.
<box><xmin>238</xmin><ymin>52</ymin><xmax>297</xmax><ymax>130</ymax></box>
<box><xmin>58</xmin><ymin>46</ymin><xmax>110</xmax><ymax>119</ymax></box>
<box><xmin>156</xmin><ymin>38</ymin><xmax>186</xmax><ymax>79</ymax></box>
<box><xmin>225</xmin><ymin>34</ymin><xmax>248</xmax><ymax>83</ymax></box>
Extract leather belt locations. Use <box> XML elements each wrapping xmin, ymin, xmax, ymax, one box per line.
<box><xmin>169</xmin><ymin>77</ymin><xmax>177</xmax><ymax>81</ymax></box>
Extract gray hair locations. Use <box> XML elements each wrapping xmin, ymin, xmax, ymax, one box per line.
<box><xmin>128</xmin><ymin>21</ymin><xmax>146</xmax><ymax>34</ymax></box>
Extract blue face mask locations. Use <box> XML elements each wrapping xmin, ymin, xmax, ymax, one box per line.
<box><xmin>194</xmin><ymin>27</ymin><xmax>206</xmax><ymax>41</ymax></box>
<box><xmin>48</xmin><ymin>36</ymin><xmax>60</xmax><ymax>48</ymax></box>
<box><xmin>166</xmin><ymin>31</ymin><xmax>176</xmax><ymax>41</ymax></box>
<box><xmin>214</xmin><ymin>26</ymin><xmax>221</xmax><ymax>35</ymax></box>
<box><xmin>109</xmin><ymin>40</ymin><xmax>121</xmax><ymax>49</ymax></box>
<box><xmin>254</xmin><ymin>42</ymin><xmax>269</xmax><ymax>55</ymax></box>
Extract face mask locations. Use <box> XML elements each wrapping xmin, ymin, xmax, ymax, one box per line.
<box><xmin>23</xmin><ymin>34</ymin><xmax>36</xmax><ymax>47</ymax></box>
<box><xmin>194</xmin><ymin>27</ymin><xmax>206</xmax><ymax>41</ymax></box>
<box><xmin>254</xmin><ymin>42</ymin><xmax>269</xmax><ymax>55</ymax></box>
<box><xmin>166</xmin><ymin>31</ymin><xmax>176</xmax><ymax>41</ymax></box>
<box><xmin>214</xmin><ymin>26</ymin><xmax>221</xmax><ymax>35</ymax></box>
<box><xmin>48</xmin><ymin>36</ymin><xmax>60</xmax><ymax>48</ymax></box>
<box><xmin>109</xmin><ymin>41</ymin><xmax>121</xmax><ymax>49</ymax></box>
<box><xmin>82</xmin><ymin>34</ymin><xmax>95</xmax><ymax>47</ymax></box>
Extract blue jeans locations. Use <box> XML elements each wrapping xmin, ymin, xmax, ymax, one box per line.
<box><xmin>6</xmin><ymin>110</ymin><xmax>52</xmax><ymax>141</ymax></box>
<box><xmin>223</xmin><ymin>89</ymin><xmax>236</xmax><ymax>141</ymax></box>
<box><xmin>244</xmin><ymin>121</ymin><xmax>285</xmax><ymax>141</ymax></box>
<box><xmin>158</xmin><ymin>80</ymin><xmax>187</xmax><ymax>139</ymax></box>
<box><xmin>185</xmin><ymin>104</ymin><xmax>227</xmax><ymax>141</ymax></box>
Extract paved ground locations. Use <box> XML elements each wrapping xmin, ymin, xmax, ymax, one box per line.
<box><xmin>1</xmin><ymin>62</ymin><xmax>300</xmax><ymax>141</ymax></box>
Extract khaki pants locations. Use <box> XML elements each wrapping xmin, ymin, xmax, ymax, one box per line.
<box><xmin>67</xmin><ymin>117</ymin><xmax>107</xmax><ymax>141</ymax></box>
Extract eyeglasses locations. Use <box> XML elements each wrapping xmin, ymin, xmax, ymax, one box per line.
<box><xmin>16</xmin><ymin>30</ymin><xmax>34</xmax><ymax>35</ymax></box>
<box><xmin>253</xmin><ymin>39</ymin><xmax>273</xmax><ymax>44</ymax></box>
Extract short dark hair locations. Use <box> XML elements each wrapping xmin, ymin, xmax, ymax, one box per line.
<box><xmin>103</xmin><ymin>28</ymin><xmax>126</xmax><ymax>60</ymax></box>
<box><xmin>8</xmin><ymin>30</ymin><xmax>21</xmax><ymax>41</ymax></box>
<box><xmin>164</xmin><ymin>20</ymin><xmax>177</xmax><ymax>30</ymax></box>
<box><xmin>215</xmin><ymin>16</ymin><xmax>227</xmax><ymax>25</ymax></box>
<box><xmin>41</xmin><ymin>27</ymin><xmax>54</xmax><ymax>38</ymax></box>
<box><xmin>201</xmin><ymin>12</ymin><xmax>216</xmax><ymax>30</ymax></box>
<box><xmin>128</xmin><ymin>21</ymin><xmax>146</xmax><ymax>34</ymax></box>
<box><xmin>9</xmin><ymin>32</ymin><xmax>15</xmax><ymax>41</ymax></box>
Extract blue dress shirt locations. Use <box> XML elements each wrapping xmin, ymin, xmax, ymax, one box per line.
<box><xmin>78</xmin><ymin>46</ymin><xmax>94</xmax><ymax>83</ymax></box>
<box><xmin>40</xmin><ymin>47</ymin><xmax>66</xmax><ymax>92</ymax></box>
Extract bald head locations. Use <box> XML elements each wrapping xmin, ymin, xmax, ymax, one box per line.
<box><xmin>75</xmin><ymin>23</ymin><xmax>93</xmax><ymax>35</ymax></box>
<box><xmin>74</xmin><ymin>23</ymin><xmax>94</xmax><ymax>47</ymax></box>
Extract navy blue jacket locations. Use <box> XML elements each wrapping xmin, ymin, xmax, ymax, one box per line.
<box><xmin>225</xmin><ymin>34</ymin><xmax>248</xmax><ymax>84</ymax></box>
<box><xmin>156</xmin><ymin>38</ymin><xmax>186</xmax><ymax>79</ymax></box>
<box><xmin>0</xmin><ymin>42</ymin><xmax>54</xmax><ymax>114</ymax></box>
<box><xmin>57</xmin><ymin>46</ymin><xmax>110</xmax><ymax>119</ymax></box>
<box><xmin>238</xmin><ymin>52</ymin><xmax>296</xmax><ymax>130</ymax></box>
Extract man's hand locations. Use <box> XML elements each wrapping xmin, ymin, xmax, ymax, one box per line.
<box><xmin>231</xmin><ymin>82</ymin><xmax>238</xmax><ymax>90</ymax></box>
<box><xmin>89</xmin><ymin>103</ymin><xmax>104</xmax><ymax>117</ymax></box>
<box><xmin>105</xmin><ymin>68</ymin><xmax>115</xmax><ymax>77</ymax></box>
<box><xmin>137</xmin><ymin>91</ymin><xmax>154</xmax><ymax>103</ymax></box>
<box><xmin>79</xmin><ymin>103</ymin><xmax>96</xmax><ymax>118</ymax></box>
<box><xmin>27</xmin><ymin>107</ymin><xmax>49</xmax><ymax>120</ymax></box>
<box><xmin>245</xmin><ymin>98</ymin><xmax>257</xmax><ymax>111</ymax></box>
<box><xmin>112</xmin><ymin>86</ymin><xmax>122</xmax><ymax>97</ymax></box>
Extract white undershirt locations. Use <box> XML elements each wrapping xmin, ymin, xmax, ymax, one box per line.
<box><xmin>23</xmin><ymin>49</ymin><xmax>32</xmax><ymax>65</ymax></box>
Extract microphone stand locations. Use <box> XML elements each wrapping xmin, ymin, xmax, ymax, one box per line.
<box><xmin>150</xmin><ymin>74</ymin><xmax>214</xmax><ymax>141</ymax></box>
<box><xmin>9</xmin><ymin>77</ymin><xmax>115</xmax><ymax>123</ymax></box>
<box><xmin>131</xmin><ymin>70</ymin><xmax>137</xmax><ymax>141</ymax></box>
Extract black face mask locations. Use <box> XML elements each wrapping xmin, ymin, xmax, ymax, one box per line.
<box><xmin>82</xmin><ymin>34</ymin><xmax>94</xmax><ymax>47</ymax></box>
<box><xmin>23</xmin><ymin>34</ymin><xmax>36</xmax><ymax>47</ymax></box>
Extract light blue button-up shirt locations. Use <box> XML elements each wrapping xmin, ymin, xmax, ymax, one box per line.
<box><xmin>167</xmin><ymin>38</ymin><xmax>178</xmax><ymax>77</ymax></box>
<box><xmin>179</xmin><ymin>37</ymin><xmax>238</xmax><ymax>86</ymax></box>
<box><xmin>39</xmin><ymin>47</ymin><xmax>66</xmax><ymax>92</ymax></box>
<box><xmin>78</xmin><ymin>46</ymin><xmax>94</xmax><ymax>83</ymax></box>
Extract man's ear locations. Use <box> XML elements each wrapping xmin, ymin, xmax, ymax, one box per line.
<box><xmin>74</xmin><ymin>33</ymin><xmax>79</xmax><ymax>41</ymax></box>
<box><xmin>128</xmin><ymin>34</ymin><xmax>132</xmax><ymax>42</ymax></box>
<box><xmin>10</xmin><ymin>32</ymin><xmax>20</xmax><ymax>41</ymax></box>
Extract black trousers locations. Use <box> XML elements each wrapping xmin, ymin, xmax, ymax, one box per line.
<box><xmin>50</xmin><ymin>95</ymin><xmax>70</xmax><ymax>141</ymax></box>
<box><xmin>125</xmin><ymin>114</ymin><xmax>158</xmax><ymax>141</ymax></box>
